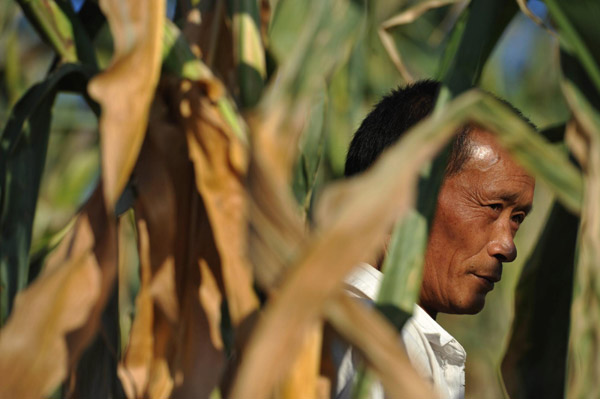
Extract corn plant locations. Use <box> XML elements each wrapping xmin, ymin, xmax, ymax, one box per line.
<box><xmin>0</xmin><ymin>0</ymin><xmax>598</xmax><ymax>398</ymax></box>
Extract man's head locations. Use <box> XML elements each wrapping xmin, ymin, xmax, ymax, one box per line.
<box><xmin>345</xmin><ymin>80</ymin><xmax>535</xmax><ymax>317</ymax></box>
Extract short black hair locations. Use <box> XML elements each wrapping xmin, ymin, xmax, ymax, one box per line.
<box><xmin>343</xmin><ymin>80</ymin><xmax>535</xmax><ymax>177</ymax></box>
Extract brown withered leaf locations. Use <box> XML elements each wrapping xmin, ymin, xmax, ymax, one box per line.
<box><xmin>171</xmin><ymin>79</ymin><xmax>259</xmax><ymax>326</ymax></box>
<box><xmin>118</xmin><ymin>219</ymin><xmax>154</xmax><ymax>398</ymax></box>
<box><xmin>0</xmin><ymin>187</ymin><xmax>117</xmax><ymax>398</ymax></box>
<box><xmin>274</xmin><ymin>322</ymin><xmax>324</xmax><ymax>399</ymax></box>
<box><xmin>199</xmin><ymin>259</ymin><xmax>224</xmax><ymax>351</ymax></box>
<box><xmin>88</xmin><ymin>0</ymin><xmax>165</xmax><ymax>210</ymax></box>
<box><xmin>133</xmin><ymin>138</ymin><xmax>179</xmax><ymax>324</ymax></box>
<box><xmin>245</xmin><ymin>105</ymin><xmax>317</xmax><ymax>399</ymax></box>
<box><xmin>60</xmin><ymin>189</ymin><xmax>119</xmax><ymax>394</ymax></box>
<box><xmin>245</xmin><ymin>102</ymin><xmax>309</xmax><ymax>292</ymax></box>
<box><xmin>0</xmin><ymin>250</ymin><xmax>100</xmax><ymax>398</ymax></box>
<box><xmin>125</xmin><ymin>92</ymin><xmax>227</xmax><ymax>398</ymax></box>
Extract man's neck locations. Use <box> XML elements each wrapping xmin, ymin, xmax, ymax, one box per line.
<box><xmin>418</xmin><ymin>301</ymin><xmax>438</xmax><ymax>320</ymax></box>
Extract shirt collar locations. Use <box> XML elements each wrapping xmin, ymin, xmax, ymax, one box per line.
<box><xmin>344</xmin><ymin>263</ymin><xmax>466</xmax><ymax>361</ymax></box>
<box><xmin>344</xmin><ymin>263</ymin><xmax>382</xmax><ymax>300</ymax></box>
<box><xmin>412</xmin><ymin>304</ymin><xmax>466</xmax><ymax>361</ymax></box>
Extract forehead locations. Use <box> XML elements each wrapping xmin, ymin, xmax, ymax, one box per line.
<box><xmin>455</xmin><ymin>129</ymin><xmax>535</xmax><ymax>200</ymax></box>
<box><xmin>463</xmin><ymin>129</ymin><xmax>527</xmax><ymax>172</ymax></box>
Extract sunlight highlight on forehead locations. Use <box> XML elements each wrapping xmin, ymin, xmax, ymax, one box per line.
<box><xmin>465</xmin><ymin>142</ymin><xmax>499</xmax><ymax>171</ymax></box>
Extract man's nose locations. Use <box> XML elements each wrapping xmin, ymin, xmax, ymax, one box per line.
<box><xmin>487</xmin><ymin>220</ymin><xmax>517</xmax><ymax>262</ymax></box>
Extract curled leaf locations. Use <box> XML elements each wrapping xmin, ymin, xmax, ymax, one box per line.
<box><xmin>0</xmin><ymin>187</ymin><xmax>115</xmax><ymax>397</ymax></box>
<box><xmin>173</xmin><ymin>79</ymin><xmax>259</xmax><ymax>326</ymax></box>
<box><xmin>88</xmin><ymin>0</ymin><xmax>165</xmax><ymax>210</ymax></box>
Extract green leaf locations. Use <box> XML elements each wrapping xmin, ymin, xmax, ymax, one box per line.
<box><xmin>16</xmin><ymin>0</ymin><xmax>98</xmax><ymax>67</ymax></box>
<box><xmin>263</xmin><ymin>0</ymin><xmax>365</xmax><ymax>107</ymax></box>
<box><xmin>352</xmin><ymin>210</ymin><xmax>426</xmax><ymax>398</ymax></box>
<box><xmin>559</xmin><ymin>54</ymin><xmax>600</xmax><ymax>399</ymax></box>
<box><xmin>377</xmin><ymin>210</ymin><xmax>428</xmax><ymax>314</ymax></box>
<box><xmin>544</xmin><ymin>0</ymin><xmax>600</xmax><ymax>98</ymax></box>
<box><xmin>0</xmin><ymin>64</ymin><xmax>92</xmax><ymax>325</ymax></box>
<box><xmin>291</xmin><ymin>87</ymin><xmax>326</xmax><ymax>214</ymax></box>
<box><xmin>438</xmin><ymin>0</ymin><xmax>518</xmax><ymax>94</ymax></box>
<box><xmin>233</xmin><ymin>0</ymin><xmax>266</xmax><ymax>107</ymax></box>
<box><xmin>501</xmin><ymin>201</ymin><xmax>579</xmax><ymax>399</ymax></box>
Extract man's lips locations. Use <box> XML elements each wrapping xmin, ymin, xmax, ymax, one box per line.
<box><xmin>472</xmin><ymin>273</ymin><xmax>500</xmax><ymax>290</ymax></box>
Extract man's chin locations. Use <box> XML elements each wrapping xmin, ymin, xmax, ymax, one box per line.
<box><xmin>450</xmin><ymin>296</ymin><xmax>486</xmax><ymax>315</ymax></box>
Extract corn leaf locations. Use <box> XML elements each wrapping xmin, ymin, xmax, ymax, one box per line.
<box><xmin>247</xmin><ymin>0</ymin><xmax>364</xmax><ymax>289</ymax></box>
<box><xmin>0</xmin><ymin>250</ymin><xmax>101</xmax><ymax>398</ymax></box>
<box><xmin>73</xmin><ymin>275</ymin><xmax>122</xmax><ymax>398</ymax></box>
<box><xmin>118</xmin><ymin>218</ymin><xmax>155</xmax><ymax>398</ymax></box>
<box><xmin>15</xmin><ymin>0</ymin><xmax>78</xmax><ymax>63</ymax></box>
<box><xmin>0</xmin><ymin>186</ymin><xmax>116</xmax><ymax>397</ymax></box>
<box><xmin>378</xmin><ymin>0</ymin><xmax>465</xmax><ymax>83</ymax></box>
<box><xmin>291</xmin><ymin>87</ymin><xmax>326</xmax><ymax>214</ymax></box>
<box><xmin>501</xmin><ymin>201</ymin><xmax>579</xmax><ymax>399</ymax></box>
<box><xmin>0</xmin><ymin>64</ymin><xmax>92</xmax><ymax>325</ymax></box>
<box><xmin>544</xmin><ymin>0</ymin><xmax>600</xmax><ymax>97</ymax></box>
<box><xmin>162</xmin><ymin>19</ymin><xmax>248</xmax><ymax>144</ymax></box>
<box><xmin>377</xmin><ymin>210</ymin><xmax>428</xmax><ymax>315</ymax></box>
<box><xmin>172</xmin><ymin>79</ymin><xmax>259</xmax><ymax>326</ymax></box>
<box><xmin>88</xmin><ymin>0</ymin><xmax>165</xmax><ymax>211</ymax></box>
<box><xmin>233</xmin><ymin>0</ymin><xmax>266</xmax><ymax>107</ymax></box>
<box><xmin>560</xmin><ymin>78</ymin><xmax>600</xmax><ymax>398</ymax></box>
<box><xmin>438</xmin><ymin>0</ymin><xmax>517</xmax><ymax>93</ymax></box>
<box><xmin>125</xmin><ymin>96</ymin><xmax>227</xmax><ymax>398</ymax></box>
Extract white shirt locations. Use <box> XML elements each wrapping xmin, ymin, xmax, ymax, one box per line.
<box><xmin>335</xmin><ymin>263</ymin><xmax>466</xmax><ymax>399</ymax></box>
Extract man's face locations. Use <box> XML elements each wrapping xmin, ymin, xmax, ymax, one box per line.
<box><xmin>419</xmin><ymin>129</ymin><xmax>535</xmax><ymax>316</ymax></box>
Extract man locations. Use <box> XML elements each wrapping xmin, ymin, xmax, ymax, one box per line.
<box><xmin>335</xmin><ymin>80</ymin><xmax>535</xmax><ymax>398</ymax></box>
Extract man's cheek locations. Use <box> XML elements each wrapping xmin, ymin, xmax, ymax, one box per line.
<box><xmin>454</xmin><ymin>275</ymin><xmax>487</xmax><ymax>313</ymax></box>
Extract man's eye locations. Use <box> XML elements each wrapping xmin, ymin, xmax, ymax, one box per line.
<box><xmin>512</xmin><ymin>214</ymin><xmax>525</xmax><ymax>224</ymax></box>
<box><xmin>487</xmin><ymin>204</ymin><xmax>502</xmax><ymax>212</ymax></box>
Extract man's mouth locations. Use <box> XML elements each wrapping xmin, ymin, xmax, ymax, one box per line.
<box><xmin>472</xmin><ymin>273</ymin><xmax>500</xmax><ymax>290</ymax></box>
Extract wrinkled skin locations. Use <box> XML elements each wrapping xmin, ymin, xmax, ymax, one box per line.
<box><xmin>419</xmin><ymin>129</ymin><xmax>535</xmax><ymax>318</ymax></box>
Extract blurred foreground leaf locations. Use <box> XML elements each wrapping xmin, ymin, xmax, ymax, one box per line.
<box><xmin>88</xmin><ymin>0</ymin><xmax>165</xmax><ymax>211</ymax></box>
<box><xmin>377</xmin><ymin>210</ymin><xmax>428</xmax><ymax>315</ymax></box>
<box><xmin>292</xmin><ymin>88</ymin><xmax>326</xmax><ymax>214</ymax></box>
<box><xmin>233</xmin><ymin>0</ymin><xmax>266</xmax><ymax>108</ymax></box>
<box><xmin>0</xmin><ymin>187</ymin><xmax>116</xmax><ymax>398</ymax></box>
<box><xmin>438</xmin><ymin>0</ymin><xmax>517</xmax><ymax>93</ymax></box>
<box><xmin>0</xmin><ymin>64</ymin><xmax>92</xmax><ymax>325</ymax></box>
<box><xmin>175</xmin><ymin>79</ymin><xmax>259</xmax><ymax>326</ymax></box>
<box><xmin>378</xmin><ymin>0</ymin><xmax>465</xmax><ymax>83</ymax></box>
<box><xmin>544</xmin><ymin>0</ymin><xmax>600</xmax><ymax>97</ymax></box>
<box><xmin>561</xmin><ymin>80</ymin><xmax>600</xmax><ymax>399</ymax></box>
<box><xmin>15</xmin><ymin>0</ymin><xmax>78</xmax><ymax>63</ymax></box>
